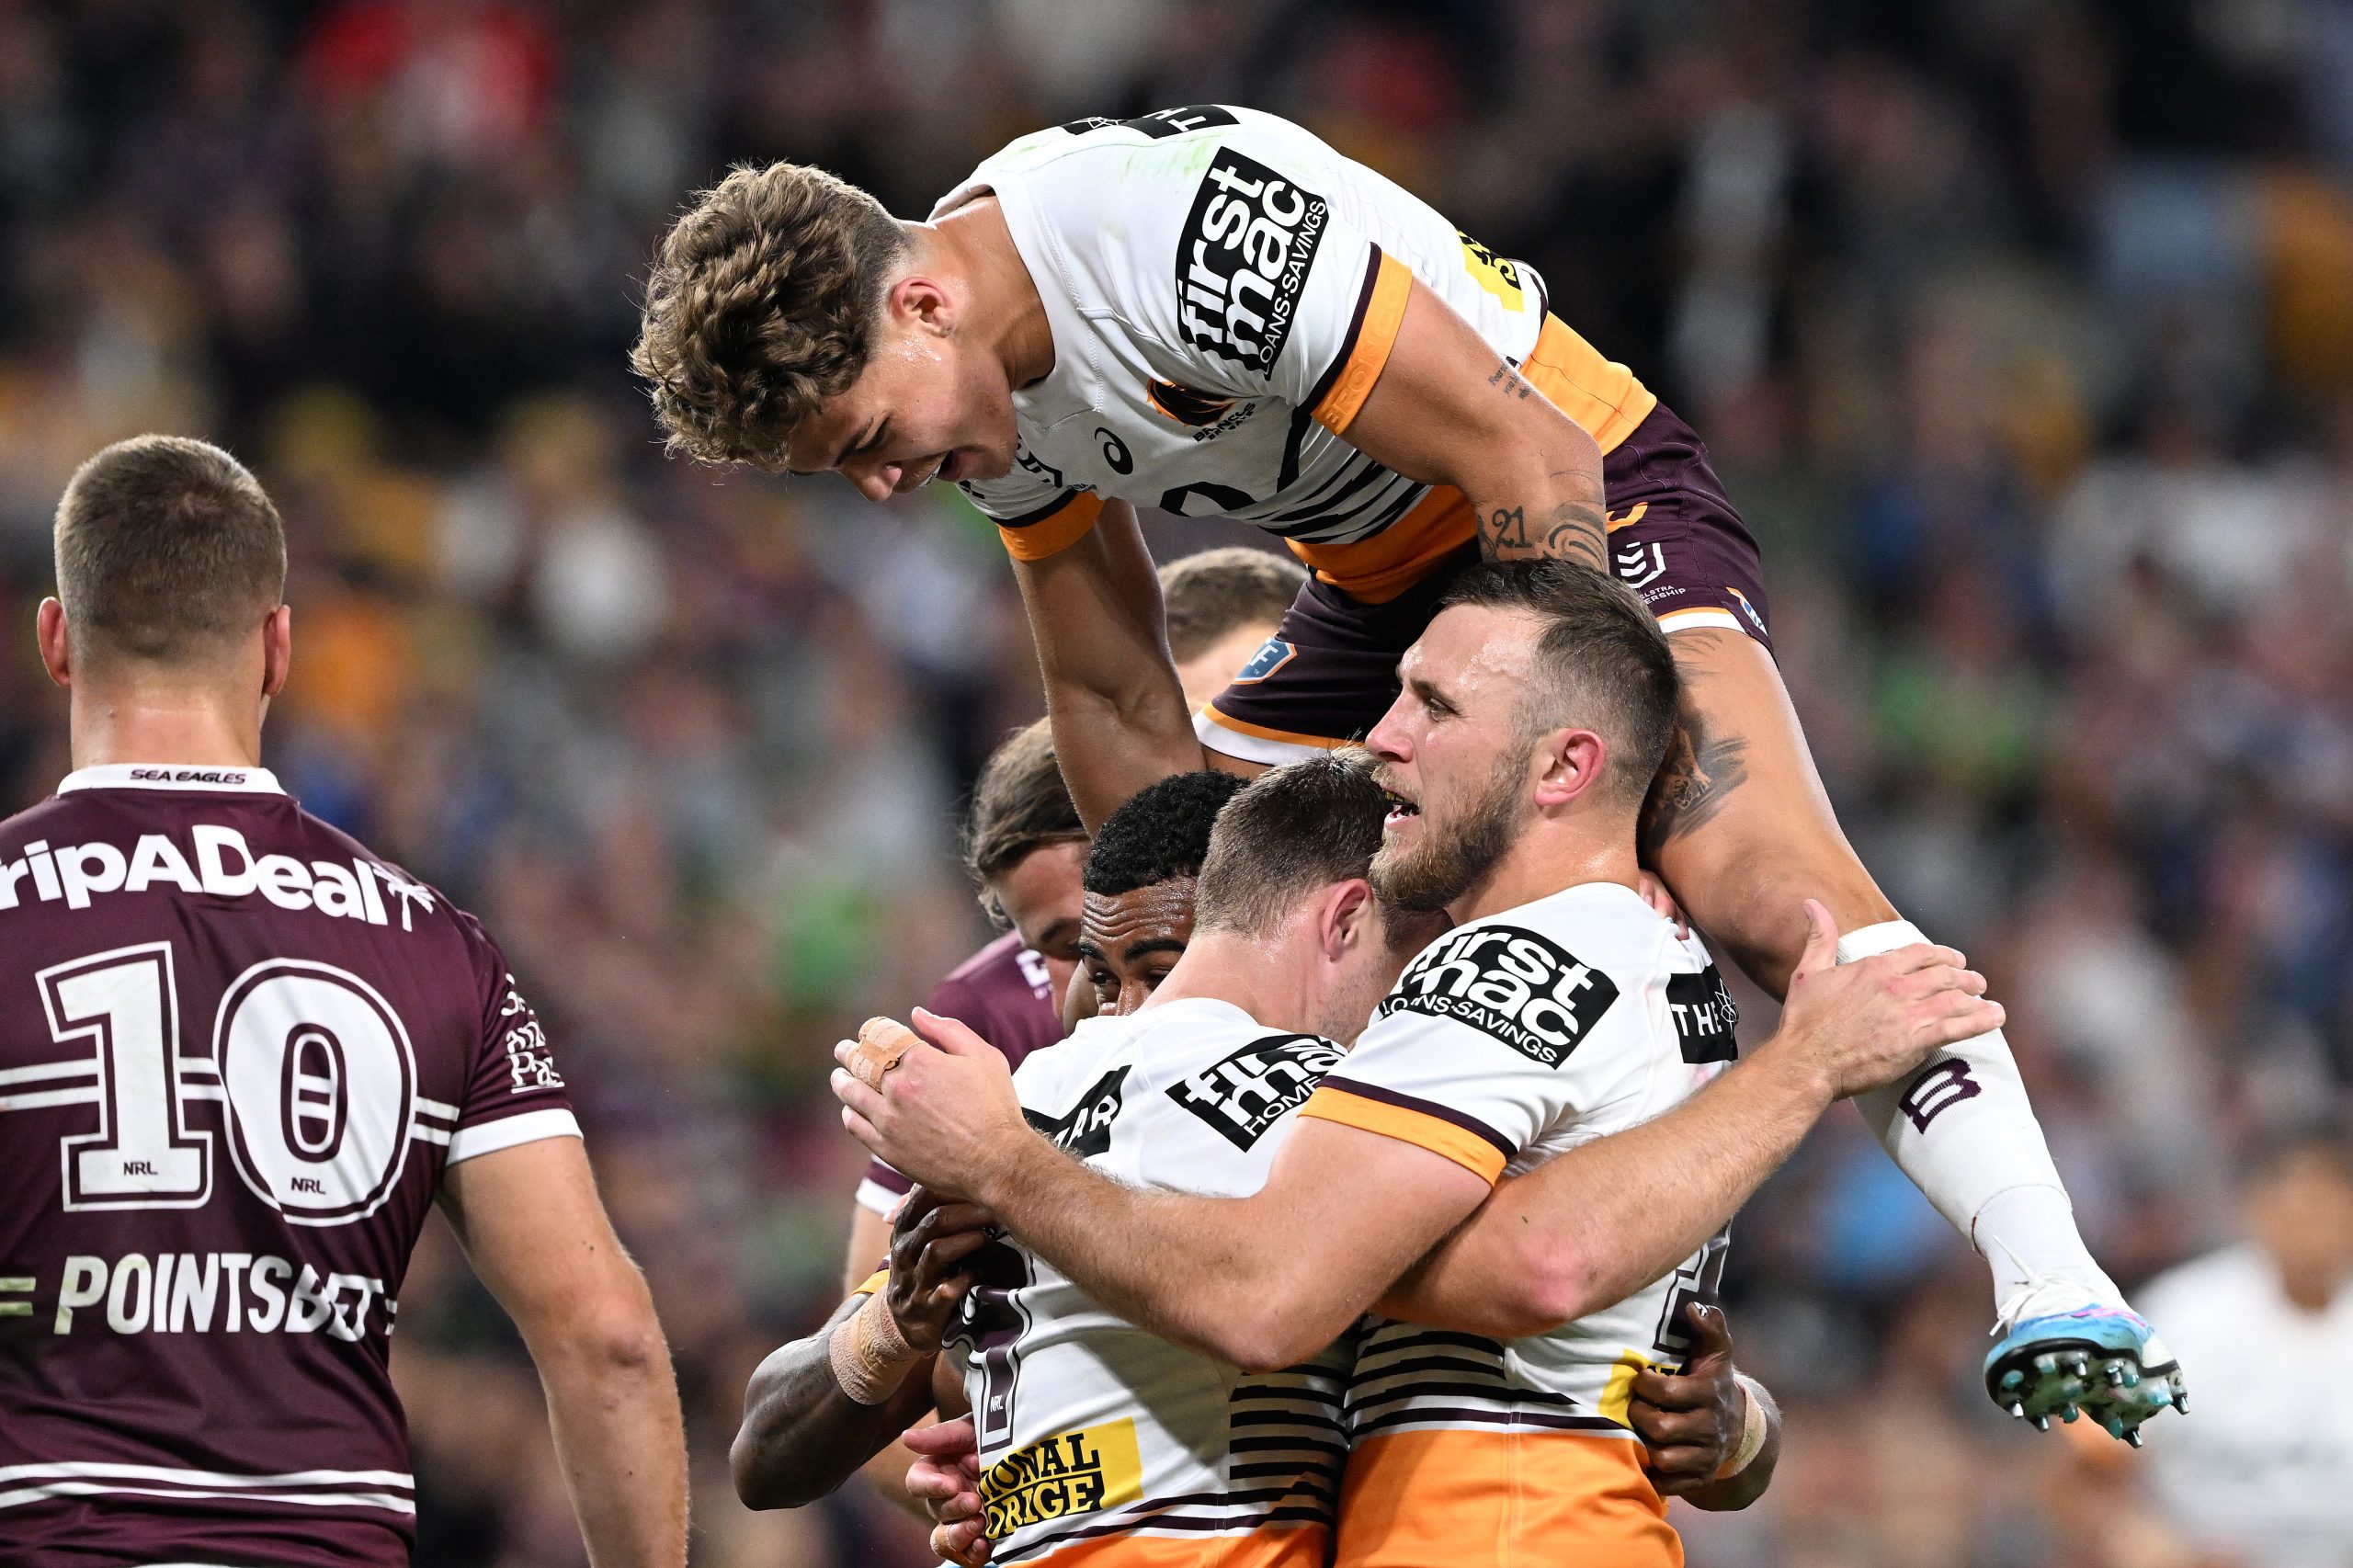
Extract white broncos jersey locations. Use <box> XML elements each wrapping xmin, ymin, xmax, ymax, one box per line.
<box><xmin>1297</xmin><ymin>882</ymin><xmax>1741</xmax><ymax>1441</ymax></box>
<box><xmin>933</xmin><ymin>105</ymin><xmax>1646</xmax><ymax>574</ymax></box>
<box><xmin>941</xmin><ymin>997</ymin><xmax>1351</xmax><ymax>1568</ymax></box>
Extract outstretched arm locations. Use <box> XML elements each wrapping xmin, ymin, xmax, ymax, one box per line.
<box><xmin>1011</xmin><ymin>499</ymin><xmax>1207</xmax><ymax>831</ymax></box>
<box><xmin>1375</xmin><ymin>907</ymin><xmax>2003</xmax><ymax>1337</ymax></box>
<box><xmin>1338</xmin><ymin>278</ymin><xmax>1609</xmax><ymax>569</ymax></box>
<box><xmin>439</xmin><ymin>1137</ymin><xmax>687</xmax><ymax>1568</ymax></box>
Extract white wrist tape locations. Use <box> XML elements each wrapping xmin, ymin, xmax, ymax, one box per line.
<box><xmin>827</xmin><ymin>1289</ymin><xmax>920</xmax><ymax>1405</ymax></box>
<box><xmin>1714</xmin><ymin>1372</ymin><xmax>1770</xmax><ymax>1480</ymax></box>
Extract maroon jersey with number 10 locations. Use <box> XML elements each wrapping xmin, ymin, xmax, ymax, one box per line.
<box><xmin>0</xmin><ymin>765</ymin><xmax>579</xmax><ymax>1567</ymax></box>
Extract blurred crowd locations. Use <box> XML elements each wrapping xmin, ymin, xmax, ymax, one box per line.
<box><xmin>4</xmin><ymin>0</ymin><xmax>2352</xmax><ymax>1562</ymax></box>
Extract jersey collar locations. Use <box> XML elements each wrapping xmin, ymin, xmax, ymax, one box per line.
<box><xmin>57</xmin><ymin>763</ymin><xmax>286</xmax><ymax>796</ymax></box>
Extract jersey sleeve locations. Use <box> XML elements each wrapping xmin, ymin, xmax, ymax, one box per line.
<box><xmin>1295</xmin><ymin>920</ymin><xmax>1634</xmax><ymax>1185</ymax></box>
<box><xmin>956</xmin><ymin>465</ymin><xmax>1105</xmax><ymax>562</ymax></box>
<box><xmin>444</xmin><ymin>915</ymin><xmax>580</xmax><ymax>1165</ymax></box>
<box><xmin>853</xmin><ymin>1158</ymin><xmax>911</xmax><ymax>1217</ymax></box>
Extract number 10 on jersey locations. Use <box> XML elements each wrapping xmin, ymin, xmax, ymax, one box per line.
<box><xmin>39</xmin><ymin>941</ymin><xmax>419</xmax><ymax>1225</ymax></box>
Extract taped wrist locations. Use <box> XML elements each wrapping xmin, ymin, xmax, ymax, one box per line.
<box><xmin>1713</xmin><ymin>1373</ymin><xmax>1770</xmax><ymax>1480</ymax></box>
<box><xmin>828</xmin><ymin>1288</ymin><xmax>922</xmax><ymax>1404</ymax></box>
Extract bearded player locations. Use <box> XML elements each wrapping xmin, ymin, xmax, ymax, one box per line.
<box><xmin>837</xmin><ymin>564</ymin><xmax>2053</xmax><ymax>1566</ymax></box>
<box><xmin>634</xmin><ymin>104</ymin><xmax>2171</xmax><ymax>1424</ymax></box>
<box><xmin>0</xmin><ymin>437</ymin><xmax>687</xmax><ymax>1565</ymax></box>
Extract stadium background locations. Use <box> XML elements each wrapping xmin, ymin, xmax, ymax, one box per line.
<box><xmin>0</xmin><ymin>0</ymin><xmax>2346</xmax><ymax>1561</ymax></box>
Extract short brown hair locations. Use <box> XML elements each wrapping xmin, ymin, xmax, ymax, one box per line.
<box><xmin>1158</xmin><ymin>547</ymin><xmax>1304</xmax><ymax>663</ymax></box>
<box><xmin>963</xmin><ymin>720</ymin><xmax>1086</xmax><ymax>923</ymax></box>
<box><xmin>632</xmin><ymin>163</ymin><xmax>909</xmax><ymax>468</ymax></box>
<box><xmin>54</xmin><ymin>435</ymin><xmax>286</xmax><ymax>665</ymax></box>
<box><xmin>1436</xmin><ymin>561</ymin><xmax>1680</xmax><ymax>808</ymax></box>
<box><xmin>1195</xmin><ymin>750</ymin><xmax>1389</xmax><ymax>937</ymax></box>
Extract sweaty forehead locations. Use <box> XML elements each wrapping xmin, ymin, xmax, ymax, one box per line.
<box><xmin>1081</xmin><ymin>879</ymin><xmax>1198</xmax><ymax>954</ymax></box>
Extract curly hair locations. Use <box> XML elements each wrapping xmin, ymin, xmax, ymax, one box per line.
<box><xmin>1083</xmin><ymin>771</ymin><xmax>1247</xmax><ymax>899</ymax></box>
<box><xmin>631</xmin><ymin>162</ymin><xmax>908</xmax><ymax>468</ymax></box>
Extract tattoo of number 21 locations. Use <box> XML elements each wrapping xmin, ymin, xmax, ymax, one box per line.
<box><xmin>1478</xmin><ymin>503</ymin><xmax>1606</xmax><ymax>571</ymax></box>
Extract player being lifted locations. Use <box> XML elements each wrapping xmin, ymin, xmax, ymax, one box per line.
<box><xmin>634</xmin><ymin>104</ymin><xmax>2176</xmax><ymax>1429</ymax></box>
<box><xmin>0</xmin><ymin>437</ymin><xmax>687</xmax><ymax>1567</ymax></box>
<box><xmin>835</xmin><ymin>563</ymin><xmax>2031</xmax><ymax>1568</ymax></box>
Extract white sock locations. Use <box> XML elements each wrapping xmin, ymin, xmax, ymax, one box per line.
<box><xmin>1835</xmin><ymin>918</ymin><xmax>2122</xmax><ymax>1319</ymax></box>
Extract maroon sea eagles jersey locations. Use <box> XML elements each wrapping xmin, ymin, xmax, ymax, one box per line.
<box><xmin>0</xmin><ymin>765</ymin><xmax>578</xmax><ymax>1566</ymax></box>
<box><xmin>854</xmin><ymin>931</ymin><xmax>1062</xmax><ymax>1217</ymax></box>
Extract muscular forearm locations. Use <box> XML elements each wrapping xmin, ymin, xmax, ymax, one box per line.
<box><xmin>1382</xmin><ymin>1048</ymin><xmax>1833</xmax><ymax>1335</ymax></box>
<box><xmin>976</xmin><ymin>1138</ymin><xmax>1303</xmax><ymax>1368</ymax></box>
<box><xmin>532</xmin><ymin>1308</ymin><xmax>688</xmax><ymax>1567</ymax></box>
<box><xmin>732</xmin><ymin>1302</ymin><xmax>938</xmax><ymax>1510</ymax></box>
<box><xmin>1466</xmin><ymin>417</ymin><xmax>1608</xmax><ymax>571</ymax></box>
<box><xmin>1340</xmin><ymin>280</ymin><xmax>1609</xmax><ymax>574</ymax></box>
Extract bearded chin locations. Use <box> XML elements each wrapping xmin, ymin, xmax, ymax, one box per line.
<box><xmin>1369</xmin><ymin>760</ymin><xmax>1527</xmax><ymax>914</ymax></box>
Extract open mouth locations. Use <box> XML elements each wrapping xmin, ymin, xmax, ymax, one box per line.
<box><xmin>1381</xmin><ymin>788</ymin><xmax>1421</xmax><ymax>831</ymax></box>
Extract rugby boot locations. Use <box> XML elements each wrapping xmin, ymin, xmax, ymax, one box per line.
<box><xmin>1984</xmin><ymin>1285</ymin><xmax>2186</xmax><ymax>1446</ymax></box>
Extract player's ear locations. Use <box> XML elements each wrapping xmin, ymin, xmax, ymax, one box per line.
<box><xmin>36</xmin><ymin>597</ymin><xmax>70</xmax><ymax>688</ymax></box>
<box><xmin>892</xmin><ymin>272</ymin><xmax>956</xmax><ymax>337</ymax></box>
<box><xmin>1319</xmin><ymin>878</ymin><xmax>1374</xmax><ymax>961</ymax></box>
<box><xmin>1531</xmin><ymin>726</ymin><xmax>1607</xmax><ymax>812</ymax></box>
<box><xmin>260</xmin><ymin>604</ymin><xmax>292</xmax><ymax>699</ymax></box>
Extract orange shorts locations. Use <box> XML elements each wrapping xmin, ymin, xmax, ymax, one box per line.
<box><xmin>1333</xmin><ymin>1428</ymin><xmax>1679</xmax><ymax>1568</ymax></box>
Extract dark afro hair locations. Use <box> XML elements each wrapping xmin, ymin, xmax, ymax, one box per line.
<box><xmin>1083</xmin><ymin>771</ymin><xmax>1247</xmax><ymax>898</ymax></box>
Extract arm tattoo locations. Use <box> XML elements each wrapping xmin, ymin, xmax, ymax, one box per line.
<box><xmin>1641</xmin><ymin>707</ymin><xmax>1752</xmax><ymax>855</ymax></box>
<box><xmin>1478</xmin><ymin>498</ymin><xmax>1608</xmax><ymax>570</ymax></box>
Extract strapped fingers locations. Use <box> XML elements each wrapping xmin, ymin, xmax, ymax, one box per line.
<box><xmin>833</xmin><ymin>1069</ymin><xmax>886</xmax><ymax>1124</ymax></box>
<box><xmin>931</xmin><ymin>1519</ymin><xmax>991</xmax><ymax>1568</ymax></box>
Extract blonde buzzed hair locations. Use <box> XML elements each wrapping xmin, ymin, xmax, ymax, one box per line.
<box><xmin>54</xmin><ymin>435</ymin><xmax>285</xmax><ymax>666</ymax></box>
<box><xmin>632</xmin><ymin>163</ymin><xmax>909</xmax><ymax>469</ymax></box>
<box><xmin>1158</xmin><ymin>547</ymin><xmax>1305</xmax><ymax>662</ymax></box>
